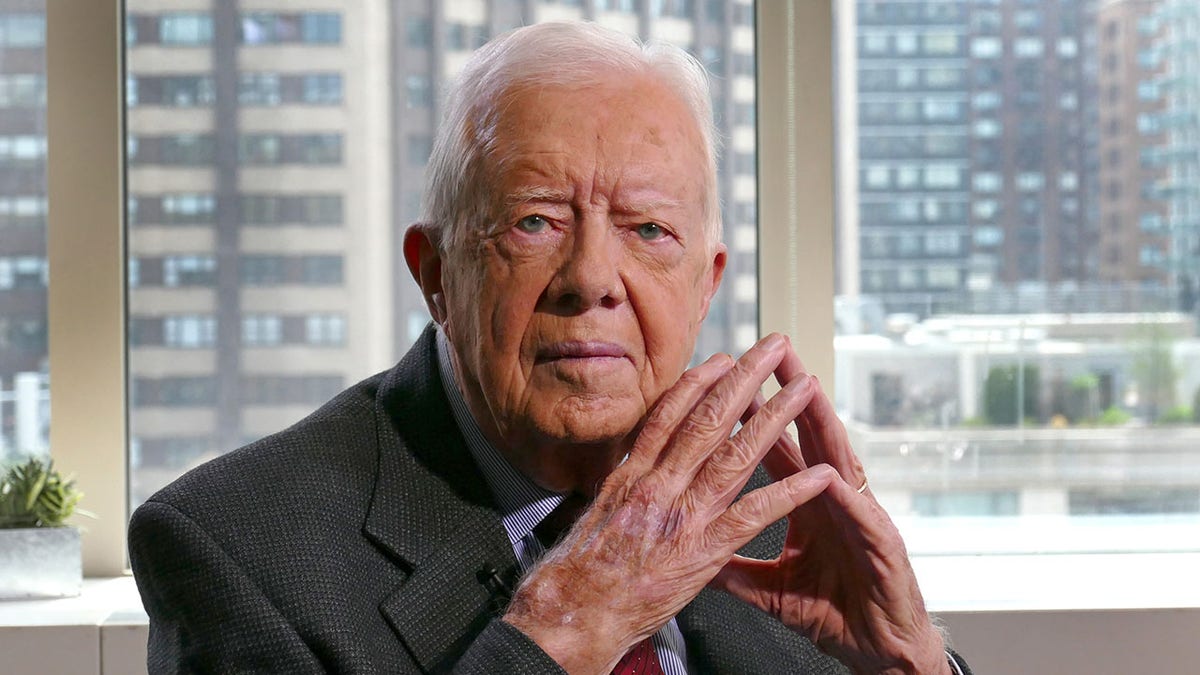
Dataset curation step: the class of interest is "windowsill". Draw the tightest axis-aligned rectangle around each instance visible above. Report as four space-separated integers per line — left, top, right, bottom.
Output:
0 550 1196 628
0 576 146 627
2 563 1197 674
915 551 1200 613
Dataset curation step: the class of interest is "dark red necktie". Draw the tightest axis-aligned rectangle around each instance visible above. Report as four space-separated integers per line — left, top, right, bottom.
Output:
611 637 664 675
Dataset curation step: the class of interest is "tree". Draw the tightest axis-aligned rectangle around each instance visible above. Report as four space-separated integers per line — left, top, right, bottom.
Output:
983 364 1040 426
1130 325 1178 422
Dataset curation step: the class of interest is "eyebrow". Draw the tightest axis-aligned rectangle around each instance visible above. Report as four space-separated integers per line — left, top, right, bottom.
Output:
503 186 571 208
503 186 685 215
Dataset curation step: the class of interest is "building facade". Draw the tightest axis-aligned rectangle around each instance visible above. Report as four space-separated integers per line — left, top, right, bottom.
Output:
850 0 1097 317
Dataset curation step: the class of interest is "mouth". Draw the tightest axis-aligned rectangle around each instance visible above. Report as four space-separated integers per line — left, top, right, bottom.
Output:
535 341 629 363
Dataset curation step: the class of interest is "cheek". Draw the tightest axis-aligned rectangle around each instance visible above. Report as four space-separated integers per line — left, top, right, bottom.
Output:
632 270 708 391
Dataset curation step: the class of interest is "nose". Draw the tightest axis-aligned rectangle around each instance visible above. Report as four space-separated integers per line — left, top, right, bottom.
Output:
543 218 627 313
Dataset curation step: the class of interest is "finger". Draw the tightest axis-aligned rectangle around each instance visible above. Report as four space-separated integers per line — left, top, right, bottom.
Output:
622 352 733 475
705 463 837 552
768 341 865 490
653 333 789 484
709 554 781 611
690 373 815 510
743 392 808 479
782 359 864 490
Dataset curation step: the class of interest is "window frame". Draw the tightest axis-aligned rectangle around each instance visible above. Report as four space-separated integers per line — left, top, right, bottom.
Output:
41 5 1200 659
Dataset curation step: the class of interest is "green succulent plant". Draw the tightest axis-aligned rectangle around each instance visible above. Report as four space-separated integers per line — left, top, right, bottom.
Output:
0 458 89 528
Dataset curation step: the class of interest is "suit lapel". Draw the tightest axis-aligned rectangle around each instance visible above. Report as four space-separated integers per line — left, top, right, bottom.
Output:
363 327 520 671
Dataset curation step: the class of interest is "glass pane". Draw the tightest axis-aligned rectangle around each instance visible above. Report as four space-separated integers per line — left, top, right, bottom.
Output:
838 0 1200 554
125 1 756 507
0 3 49 463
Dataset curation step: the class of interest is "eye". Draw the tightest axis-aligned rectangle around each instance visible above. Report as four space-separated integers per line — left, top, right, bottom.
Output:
515 214 549 234
635 222 665 241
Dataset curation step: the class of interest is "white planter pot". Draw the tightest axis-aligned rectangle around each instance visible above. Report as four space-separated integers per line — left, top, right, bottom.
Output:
0 527 82 599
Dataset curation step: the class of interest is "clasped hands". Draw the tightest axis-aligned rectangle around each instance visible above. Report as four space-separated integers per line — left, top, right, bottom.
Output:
503 334 949 675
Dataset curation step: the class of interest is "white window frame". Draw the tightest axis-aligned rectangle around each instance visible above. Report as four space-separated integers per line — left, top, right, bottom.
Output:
40 2 1200 672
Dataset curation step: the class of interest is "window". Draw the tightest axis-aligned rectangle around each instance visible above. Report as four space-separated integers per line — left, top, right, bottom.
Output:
129 75 214 107
239 194 343 226
159 14 213 46
1014 38 1044 58
23 7 1200 658
971 37 1001 58
406 17 431 48
240 12 341 45
303 74 342 104
239 73 281 105
242 314 282 346
163 315 217 348
406 75 431 108
305 313 346 346
163 255 217 286
842 0 1200 577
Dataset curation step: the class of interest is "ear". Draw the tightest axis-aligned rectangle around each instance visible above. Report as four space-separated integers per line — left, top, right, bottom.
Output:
698 243 727 322
403 224 448 324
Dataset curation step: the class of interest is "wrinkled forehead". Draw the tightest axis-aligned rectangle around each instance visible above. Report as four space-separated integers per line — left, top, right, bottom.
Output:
478 77 708 199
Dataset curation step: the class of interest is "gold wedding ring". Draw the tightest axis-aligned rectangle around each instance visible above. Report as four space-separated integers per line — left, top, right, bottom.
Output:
856 477 869 494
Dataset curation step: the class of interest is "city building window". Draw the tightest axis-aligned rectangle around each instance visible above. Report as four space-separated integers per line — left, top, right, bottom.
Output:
922 32 959 56
650 0 691 18
161 193 216 225
1016 172 1045 191
301 255 343 285
239 375 344 406
408 134 433 167
240 255 285 285
128 75 214 107
973 226 1003 247
133 376 217 406
924 165 962 189
0 135 46 162
1014 38 1044 58
973 172 1002 192
301 13 341 44
163 255 217 287
164 315 216 348
0 73 45 107
925 265 959 288
0 13 45 47
159 13 213 46
0 256 47 289
302 74 342 104
240 13 341 45
405 17 431 48
242 314 282 346
970 36 1002 58
305 314 345 346
861 33 887 55
239 73 281 105
406 75 431 108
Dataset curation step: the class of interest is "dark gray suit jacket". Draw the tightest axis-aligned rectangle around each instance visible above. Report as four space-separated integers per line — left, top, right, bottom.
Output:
130 328 965 674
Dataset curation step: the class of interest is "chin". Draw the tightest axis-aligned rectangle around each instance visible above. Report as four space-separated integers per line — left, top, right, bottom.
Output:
541 394 643 447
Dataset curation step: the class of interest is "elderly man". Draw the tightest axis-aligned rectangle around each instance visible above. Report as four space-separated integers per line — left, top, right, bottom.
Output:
130 21 969 675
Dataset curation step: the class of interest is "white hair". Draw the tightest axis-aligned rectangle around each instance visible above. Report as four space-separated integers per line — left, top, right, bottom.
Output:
420 21 722 253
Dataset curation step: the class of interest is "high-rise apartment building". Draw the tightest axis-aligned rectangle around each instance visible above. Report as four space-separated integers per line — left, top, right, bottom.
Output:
1095 0 1169 287
1153 0 1200 311
0 1 48 460
848 0 1095 317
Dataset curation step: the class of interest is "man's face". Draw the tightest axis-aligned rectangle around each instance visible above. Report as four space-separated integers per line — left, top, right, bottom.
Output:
436 74 725 483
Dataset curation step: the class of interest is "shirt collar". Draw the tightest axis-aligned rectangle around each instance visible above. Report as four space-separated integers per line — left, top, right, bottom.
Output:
435 326 564 547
